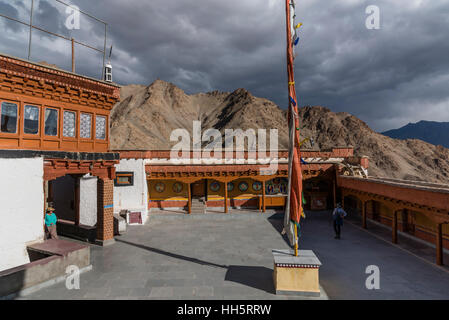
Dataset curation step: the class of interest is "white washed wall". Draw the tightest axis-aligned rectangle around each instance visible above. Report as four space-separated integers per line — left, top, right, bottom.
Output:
114 159 148 223
79 174 97 227
0 158 44 272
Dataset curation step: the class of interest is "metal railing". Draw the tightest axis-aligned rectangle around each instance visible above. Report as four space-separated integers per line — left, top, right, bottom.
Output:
0 0 108 79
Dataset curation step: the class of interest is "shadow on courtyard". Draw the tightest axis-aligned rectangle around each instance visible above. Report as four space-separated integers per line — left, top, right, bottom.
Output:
115 238 275 294
267 212 296 247
115 239 227 269
225 266 275 294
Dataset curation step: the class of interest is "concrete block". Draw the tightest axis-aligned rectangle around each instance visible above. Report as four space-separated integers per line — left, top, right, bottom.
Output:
95 239 116 247
114 214 127 235
272 249 322 297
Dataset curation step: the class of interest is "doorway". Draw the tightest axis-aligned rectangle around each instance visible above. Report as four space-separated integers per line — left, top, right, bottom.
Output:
191 180 206 199
401 209 416 235
51 175 77 223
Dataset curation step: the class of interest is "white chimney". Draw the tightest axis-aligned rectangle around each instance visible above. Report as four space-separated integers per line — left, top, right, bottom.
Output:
104 63 112 82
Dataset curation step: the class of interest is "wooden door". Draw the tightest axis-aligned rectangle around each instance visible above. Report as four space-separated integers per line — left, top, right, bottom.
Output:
192 180 205 198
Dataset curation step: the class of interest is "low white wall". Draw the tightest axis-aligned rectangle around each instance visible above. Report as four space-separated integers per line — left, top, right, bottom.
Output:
79 174 97 227
114 159 148 223
0 158 44 272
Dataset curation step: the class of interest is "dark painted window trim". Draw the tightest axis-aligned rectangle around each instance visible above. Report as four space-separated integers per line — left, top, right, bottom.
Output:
114 171 134 187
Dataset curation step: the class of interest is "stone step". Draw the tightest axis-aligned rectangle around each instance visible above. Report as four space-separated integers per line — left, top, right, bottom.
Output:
191 202 205 206
190 198 206 213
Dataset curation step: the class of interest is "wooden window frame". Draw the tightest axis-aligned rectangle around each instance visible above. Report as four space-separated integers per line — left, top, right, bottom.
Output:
80 112 93 140
0 100 19 136
114 172 134 187
95 115 107 141
0 89 112 152
44 107 59 138
62 109 77 139
23 104 40 136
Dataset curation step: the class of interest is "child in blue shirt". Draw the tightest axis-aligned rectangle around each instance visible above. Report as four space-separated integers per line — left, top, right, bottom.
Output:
44 207 59 240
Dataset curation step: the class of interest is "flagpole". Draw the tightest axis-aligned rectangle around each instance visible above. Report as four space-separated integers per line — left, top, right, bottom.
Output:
285 0 304 257
294 224 298 256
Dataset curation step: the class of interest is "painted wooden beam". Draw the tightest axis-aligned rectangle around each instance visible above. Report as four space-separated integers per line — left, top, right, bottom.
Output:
333 179 337 208
187 183 192 215
224 182 228 214
392 210 398 244
436 223 443 266
262 180 266 213
362 200 367 229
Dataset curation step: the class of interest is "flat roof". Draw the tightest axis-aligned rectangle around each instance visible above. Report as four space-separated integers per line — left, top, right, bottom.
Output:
339 175 449 194
0 150 120 161
0 52 120 88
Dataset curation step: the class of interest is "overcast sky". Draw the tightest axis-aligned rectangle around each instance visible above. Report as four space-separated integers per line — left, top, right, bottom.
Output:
1 0 448 132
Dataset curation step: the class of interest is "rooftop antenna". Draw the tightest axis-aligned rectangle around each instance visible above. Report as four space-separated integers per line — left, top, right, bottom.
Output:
104 45 113 82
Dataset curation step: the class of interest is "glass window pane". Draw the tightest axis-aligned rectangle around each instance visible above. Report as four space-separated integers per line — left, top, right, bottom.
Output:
63 111 76 138
24 105 39 135
1 102 18 133
80 113 92 139
96 115 106 140
45 108 58 136
118 176 130 184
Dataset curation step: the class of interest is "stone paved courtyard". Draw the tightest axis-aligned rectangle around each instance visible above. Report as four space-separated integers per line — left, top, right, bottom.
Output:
23 211 326 300
22 210 449 300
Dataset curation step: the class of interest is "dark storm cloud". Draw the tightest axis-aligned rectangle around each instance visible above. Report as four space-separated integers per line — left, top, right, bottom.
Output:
33 0 68 37
1 0 448 131
0 1 22 32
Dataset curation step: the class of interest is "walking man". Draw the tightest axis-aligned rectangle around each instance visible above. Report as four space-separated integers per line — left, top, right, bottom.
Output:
44 207 59 240
333 203 347 239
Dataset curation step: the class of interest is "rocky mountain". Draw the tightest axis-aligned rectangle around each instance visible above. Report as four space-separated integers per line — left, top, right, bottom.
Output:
110 80 449 184
297 107 449 183
110 80 289 150
382 121 449 149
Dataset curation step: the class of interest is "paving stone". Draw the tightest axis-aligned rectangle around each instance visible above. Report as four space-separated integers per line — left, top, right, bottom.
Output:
195 286 214 297
144 278 172 288
80 287 111 298
20 210 449 300
129 287 152 297
214 286 264 297
108 278 147 289
149 287 174 298
84 288 111 299
80 278 109 288
172 286 196 297
106 288 131 298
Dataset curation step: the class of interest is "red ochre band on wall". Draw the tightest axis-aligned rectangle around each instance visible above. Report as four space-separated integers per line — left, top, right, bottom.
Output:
275 264 320 269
